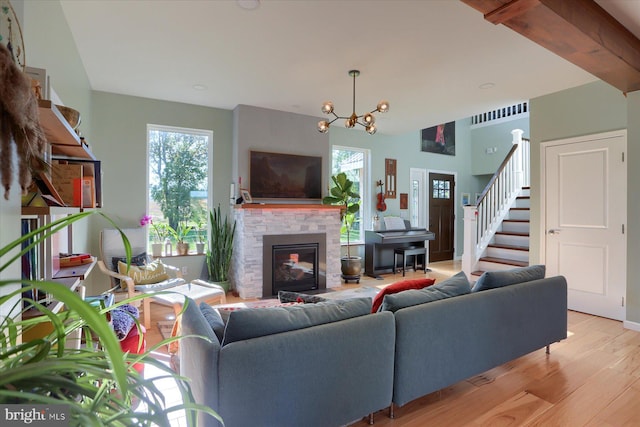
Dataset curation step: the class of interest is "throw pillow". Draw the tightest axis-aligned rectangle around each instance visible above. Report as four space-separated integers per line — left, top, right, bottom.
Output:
471 265 546 293
117 259 169 285
222 297 371 346
379 271 471 313
111 252 147 287
278 290 328 304
371 277 436 313
111 252 148 272
199 302 226 342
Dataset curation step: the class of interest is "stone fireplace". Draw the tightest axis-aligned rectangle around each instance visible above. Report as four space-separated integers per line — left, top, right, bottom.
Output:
230 204 342 298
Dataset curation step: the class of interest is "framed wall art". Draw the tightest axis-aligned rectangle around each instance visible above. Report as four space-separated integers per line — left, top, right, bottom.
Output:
421 121 456 156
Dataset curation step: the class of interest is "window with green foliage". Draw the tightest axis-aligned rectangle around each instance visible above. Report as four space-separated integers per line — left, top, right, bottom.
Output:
147 125 212 252
331 146 369 244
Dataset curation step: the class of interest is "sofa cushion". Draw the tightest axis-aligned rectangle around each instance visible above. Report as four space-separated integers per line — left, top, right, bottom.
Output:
379 271 471 313
471 265 546 293
278 290 328 304
371 278 436 313
222 297 371 346
199 302 226 342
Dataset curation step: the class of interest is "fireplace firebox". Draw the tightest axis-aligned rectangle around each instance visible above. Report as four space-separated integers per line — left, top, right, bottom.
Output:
272 243 319 293
263 233 326 297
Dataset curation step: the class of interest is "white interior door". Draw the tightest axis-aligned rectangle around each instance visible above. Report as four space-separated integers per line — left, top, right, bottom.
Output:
543 130 627 320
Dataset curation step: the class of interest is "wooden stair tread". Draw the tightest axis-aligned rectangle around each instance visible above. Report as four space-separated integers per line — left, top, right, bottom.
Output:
510 207 530 211
496 231 530 236
516 196 530 199
479 257 529 267
503 219 529 223
488 243 529 251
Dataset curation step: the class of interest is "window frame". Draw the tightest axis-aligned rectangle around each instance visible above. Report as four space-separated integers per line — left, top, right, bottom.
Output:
330 145 370 246
146 124 213 252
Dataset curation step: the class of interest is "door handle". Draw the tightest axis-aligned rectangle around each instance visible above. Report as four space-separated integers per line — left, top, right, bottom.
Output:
548 229 561 235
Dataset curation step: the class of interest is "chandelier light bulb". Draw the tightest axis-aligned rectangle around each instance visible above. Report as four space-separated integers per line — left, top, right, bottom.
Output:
377 100 390 113
345 118 355 129
363 112 375 125
318 120 330 133
321 101 334 115
366 124 377 135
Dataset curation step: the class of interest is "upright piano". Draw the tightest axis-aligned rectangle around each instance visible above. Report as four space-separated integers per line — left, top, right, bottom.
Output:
364 228 436 278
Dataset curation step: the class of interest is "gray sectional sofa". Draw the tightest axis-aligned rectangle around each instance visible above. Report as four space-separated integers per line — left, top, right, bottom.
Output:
179 267 567 426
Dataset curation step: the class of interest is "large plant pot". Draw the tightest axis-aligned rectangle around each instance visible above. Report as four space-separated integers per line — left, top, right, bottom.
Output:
209 280 230 293
341 256 362 277
195 242 205 254
176 242 190 256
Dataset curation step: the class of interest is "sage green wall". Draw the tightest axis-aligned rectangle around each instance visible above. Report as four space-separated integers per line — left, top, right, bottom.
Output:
470 117 530 175
627 91 640 324
529 80 636 321
23 0 92 137
329 119 474 260
86 91 233 293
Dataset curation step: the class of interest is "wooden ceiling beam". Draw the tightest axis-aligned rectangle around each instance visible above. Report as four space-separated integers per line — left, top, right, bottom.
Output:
461 0 640 93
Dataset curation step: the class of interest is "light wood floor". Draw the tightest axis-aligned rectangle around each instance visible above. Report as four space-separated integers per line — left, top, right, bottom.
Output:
146 261 640 426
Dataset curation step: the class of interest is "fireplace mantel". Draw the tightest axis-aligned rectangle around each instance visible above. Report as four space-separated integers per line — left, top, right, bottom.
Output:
237 204 341 210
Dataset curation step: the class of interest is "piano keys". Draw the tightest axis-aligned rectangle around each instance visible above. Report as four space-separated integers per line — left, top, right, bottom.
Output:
365 228 436 278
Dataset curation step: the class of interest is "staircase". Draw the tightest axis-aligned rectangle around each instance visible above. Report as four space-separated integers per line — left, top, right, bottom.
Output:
471 187 530 280
462 129 530 281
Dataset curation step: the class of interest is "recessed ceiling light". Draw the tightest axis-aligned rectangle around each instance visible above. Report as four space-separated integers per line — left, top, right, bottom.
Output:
237 0 260 10
479 82 495 90
192 84 207 91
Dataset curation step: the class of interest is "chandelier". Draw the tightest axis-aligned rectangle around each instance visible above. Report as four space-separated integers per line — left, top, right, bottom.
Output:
317 70 389 135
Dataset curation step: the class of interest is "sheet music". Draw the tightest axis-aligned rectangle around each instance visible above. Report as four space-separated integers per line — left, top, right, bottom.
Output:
383 216 406 230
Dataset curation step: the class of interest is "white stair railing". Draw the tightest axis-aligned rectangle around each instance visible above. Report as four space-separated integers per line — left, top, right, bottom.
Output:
462 130 529 277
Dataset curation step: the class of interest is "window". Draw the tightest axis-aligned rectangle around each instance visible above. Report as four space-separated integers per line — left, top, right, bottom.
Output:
330 146 370 245
432 179 451 199
147 125 212 253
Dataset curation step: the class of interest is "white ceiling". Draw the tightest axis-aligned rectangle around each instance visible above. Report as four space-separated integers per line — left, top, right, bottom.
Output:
59 0 640 136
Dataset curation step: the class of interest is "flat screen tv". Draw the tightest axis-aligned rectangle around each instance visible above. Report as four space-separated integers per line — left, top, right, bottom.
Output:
250 151 322 200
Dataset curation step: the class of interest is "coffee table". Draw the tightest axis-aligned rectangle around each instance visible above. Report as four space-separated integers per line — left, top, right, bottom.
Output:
150 281 227 318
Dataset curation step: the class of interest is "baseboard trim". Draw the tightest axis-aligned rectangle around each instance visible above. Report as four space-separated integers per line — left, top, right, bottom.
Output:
623 319 640 332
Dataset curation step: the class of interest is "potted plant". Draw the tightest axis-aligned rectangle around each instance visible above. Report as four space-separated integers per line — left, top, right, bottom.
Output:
322 172 362 278
140 215 171 257
206 205 236 293
195 218 206 255
169 221 193 256
0 211 221 426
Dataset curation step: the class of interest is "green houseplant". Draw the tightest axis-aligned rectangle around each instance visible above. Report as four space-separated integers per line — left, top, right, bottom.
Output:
206 205 236 293
0 211 221 426
169 221 193 256
322 172 362 277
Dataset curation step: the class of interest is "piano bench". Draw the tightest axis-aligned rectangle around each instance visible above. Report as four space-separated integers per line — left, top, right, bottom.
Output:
394 246 428 277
